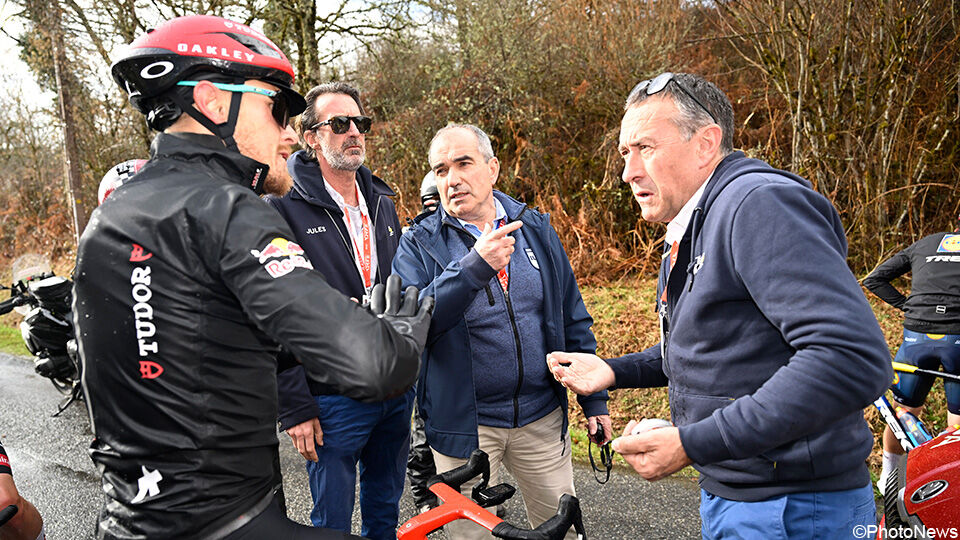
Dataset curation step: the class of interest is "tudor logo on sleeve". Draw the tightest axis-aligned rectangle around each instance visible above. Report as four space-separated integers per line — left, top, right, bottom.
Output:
251 237 314 278
130 244 163 378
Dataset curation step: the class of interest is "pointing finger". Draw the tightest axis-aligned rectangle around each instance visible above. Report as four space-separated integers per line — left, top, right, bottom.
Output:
487 220 523 239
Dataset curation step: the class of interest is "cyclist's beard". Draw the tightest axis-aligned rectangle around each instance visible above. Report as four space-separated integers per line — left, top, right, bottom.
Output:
263 166 293 196
321 136 365 172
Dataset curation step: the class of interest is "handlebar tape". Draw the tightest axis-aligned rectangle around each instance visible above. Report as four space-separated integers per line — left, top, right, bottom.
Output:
491 494 585 540
428 449 489 493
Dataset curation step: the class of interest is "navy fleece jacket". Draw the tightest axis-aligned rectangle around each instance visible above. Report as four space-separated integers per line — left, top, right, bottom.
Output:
608 152 892 501
266 150 404 430
392 191 608 458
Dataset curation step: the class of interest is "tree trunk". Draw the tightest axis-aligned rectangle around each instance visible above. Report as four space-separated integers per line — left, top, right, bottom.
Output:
49 3 87 244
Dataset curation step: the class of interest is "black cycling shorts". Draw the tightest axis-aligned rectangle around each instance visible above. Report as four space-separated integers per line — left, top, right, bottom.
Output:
891 329 960 414
0 442 10 476
225 497 363 540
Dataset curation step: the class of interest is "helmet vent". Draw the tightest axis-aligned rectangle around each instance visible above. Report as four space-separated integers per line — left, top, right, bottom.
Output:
218 32 281 59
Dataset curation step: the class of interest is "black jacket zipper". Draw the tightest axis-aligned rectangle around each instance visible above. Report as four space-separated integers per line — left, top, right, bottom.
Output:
500 274 525 428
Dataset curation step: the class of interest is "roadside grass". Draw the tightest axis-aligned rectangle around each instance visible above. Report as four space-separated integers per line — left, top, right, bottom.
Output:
0 312 28 356
573 278 947 488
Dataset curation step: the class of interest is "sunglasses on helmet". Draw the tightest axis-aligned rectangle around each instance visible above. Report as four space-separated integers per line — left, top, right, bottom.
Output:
631 72 717 125
310 115 372 135
177 81 290 127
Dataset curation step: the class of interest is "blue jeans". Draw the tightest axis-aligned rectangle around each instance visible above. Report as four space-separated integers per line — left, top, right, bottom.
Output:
700 484 876 539
306 390 414 540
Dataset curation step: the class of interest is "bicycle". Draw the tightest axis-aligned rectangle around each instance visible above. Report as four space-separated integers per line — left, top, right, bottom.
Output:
397 449 587 539
874 362 960 539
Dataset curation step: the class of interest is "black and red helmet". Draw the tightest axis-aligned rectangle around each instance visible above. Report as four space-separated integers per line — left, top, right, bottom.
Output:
111 15 306 120
98 159 147 205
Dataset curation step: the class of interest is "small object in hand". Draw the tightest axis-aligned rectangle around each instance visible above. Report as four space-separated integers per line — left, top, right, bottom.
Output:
630 418 672 436
589 423 613 484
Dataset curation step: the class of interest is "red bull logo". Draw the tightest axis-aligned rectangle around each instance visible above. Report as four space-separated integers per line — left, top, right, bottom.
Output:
252 237 313 278
251 238 306 263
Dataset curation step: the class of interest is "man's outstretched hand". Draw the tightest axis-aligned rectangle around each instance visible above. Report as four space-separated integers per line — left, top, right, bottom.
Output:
612 423 693 481
546 351 616 395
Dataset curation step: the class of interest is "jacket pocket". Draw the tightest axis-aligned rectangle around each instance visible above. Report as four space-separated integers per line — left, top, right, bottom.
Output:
696 434 815 486
668 387 734 427
671 388 811 485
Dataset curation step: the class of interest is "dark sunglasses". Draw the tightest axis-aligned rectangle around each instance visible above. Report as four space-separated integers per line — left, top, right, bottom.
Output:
632 72 718 125
177 81 290 127
311 115 372 134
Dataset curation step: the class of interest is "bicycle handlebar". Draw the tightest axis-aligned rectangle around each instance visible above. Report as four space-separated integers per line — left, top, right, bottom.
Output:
491 494 585 540
427 449 490 494
400 450 586 540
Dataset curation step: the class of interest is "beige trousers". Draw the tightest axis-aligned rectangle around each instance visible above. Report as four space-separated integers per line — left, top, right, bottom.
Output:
431 407 578 540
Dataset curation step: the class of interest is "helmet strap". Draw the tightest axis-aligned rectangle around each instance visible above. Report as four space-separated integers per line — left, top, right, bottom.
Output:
168 90 243 152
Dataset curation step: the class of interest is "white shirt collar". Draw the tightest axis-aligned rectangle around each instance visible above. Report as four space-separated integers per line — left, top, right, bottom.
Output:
665 172 713 246
457 198 508 238
323 177 368 215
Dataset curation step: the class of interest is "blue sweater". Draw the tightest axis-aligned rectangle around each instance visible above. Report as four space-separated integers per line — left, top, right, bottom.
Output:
608 152 892 501
445 216 556 428
392 191 608 458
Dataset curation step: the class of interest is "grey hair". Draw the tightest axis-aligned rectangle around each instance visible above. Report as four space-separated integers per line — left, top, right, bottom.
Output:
429 123 495 163
625 73 734 155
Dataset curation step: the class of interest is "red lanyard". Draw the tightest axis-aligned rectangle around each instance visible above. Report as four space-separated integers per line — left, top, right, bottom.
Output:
343 187 372 289
659 240 679 304
495 218 509 292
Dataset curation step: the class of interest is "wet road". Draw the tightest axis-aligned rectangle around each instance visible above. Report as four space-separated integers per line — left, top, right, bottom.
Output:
0 352 702 538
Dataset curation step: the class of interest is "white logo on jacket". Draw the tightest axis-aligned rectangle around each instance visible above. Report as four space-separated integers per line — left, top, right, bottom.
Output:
130 465 163 504
306 226 326 235
692 253 705 275
524 248 540 270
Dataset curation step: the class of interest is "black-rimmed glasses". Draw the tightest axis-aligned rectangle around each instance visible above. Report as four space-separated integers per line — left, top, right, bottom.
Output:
311 115 372 134
632 72 717 125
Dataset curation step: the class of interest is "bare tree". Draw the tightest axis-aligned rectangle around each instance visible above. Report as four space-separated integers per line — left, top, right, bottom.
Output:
718 0 960 267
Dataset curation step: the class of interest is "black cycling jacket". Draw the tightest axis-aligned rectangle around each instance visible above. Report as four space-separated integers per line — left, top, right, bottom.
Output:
74 132 420 539
863 231 960 334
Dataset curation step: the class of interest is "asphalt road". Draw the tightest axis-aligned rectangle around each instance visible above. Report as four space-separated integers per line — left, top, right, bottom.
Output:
0 352 702 539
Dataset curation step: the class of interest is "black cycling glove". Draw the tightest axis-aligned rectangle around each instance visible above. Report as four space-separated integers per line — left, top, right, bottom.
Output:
367 275 434 354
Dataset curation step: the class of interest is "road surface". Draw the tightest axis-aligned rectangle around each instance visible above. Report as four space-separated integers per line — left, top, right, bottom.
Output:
0 352 702 538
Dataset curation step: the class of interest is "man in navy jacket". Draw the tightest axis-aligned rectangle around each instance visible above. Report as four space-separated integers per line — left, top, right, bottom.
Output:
266 82 409 540
548 73 891 539
393 124 609 539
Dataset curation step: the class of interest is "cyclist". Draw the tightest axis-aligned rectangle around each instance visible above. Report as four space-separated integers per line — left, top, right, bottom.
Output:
97 159 146 205
864 218 960 493
0 442 44 540
76 15 431 539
